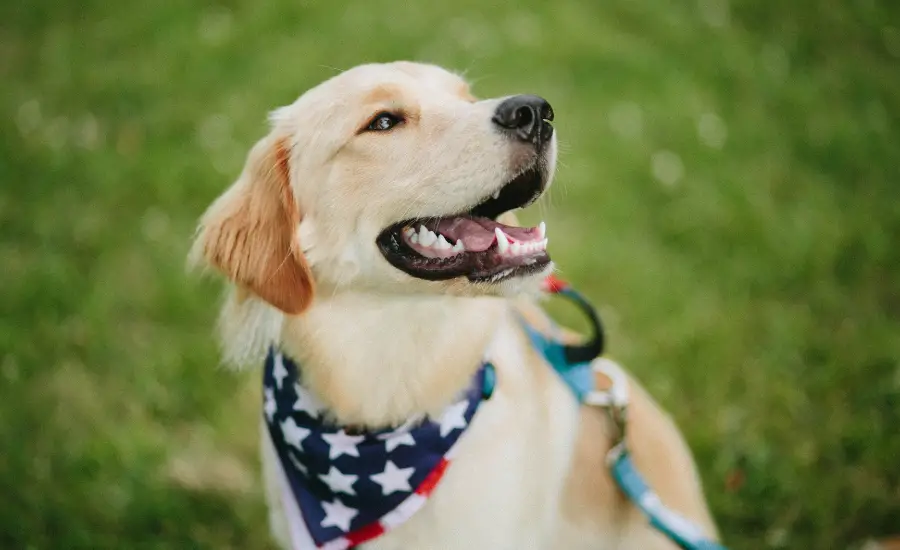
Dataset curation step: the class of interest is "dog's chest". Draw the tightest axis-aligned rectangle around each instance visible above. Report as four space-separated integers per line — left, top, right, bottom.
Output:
360 322 581 550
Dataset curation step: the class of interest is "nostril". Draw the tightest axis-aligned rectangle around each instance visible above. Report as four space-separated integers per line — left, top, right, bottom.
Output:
541 104 554 122
514 105 534 129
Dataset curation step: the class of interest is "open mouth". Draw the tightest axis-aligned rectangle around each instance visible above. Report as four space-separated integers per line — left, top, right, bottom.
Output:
376 166 551 283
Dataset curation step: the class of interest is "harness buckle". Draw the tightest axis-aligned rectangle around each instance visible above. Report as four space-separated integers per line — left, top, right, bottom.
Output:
584 357 631 450
604 402 629 469
608 402 628 445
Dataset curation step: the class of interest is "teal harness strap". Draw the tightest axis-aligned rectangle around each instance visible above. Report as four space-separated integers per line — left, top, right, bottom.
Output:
523 276 729 550
521 321 596 402
609 448 728 550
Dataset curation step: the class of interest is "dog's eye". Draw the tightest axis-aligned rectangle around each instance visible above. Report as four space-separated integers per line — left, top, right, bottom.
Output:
366 112 404 132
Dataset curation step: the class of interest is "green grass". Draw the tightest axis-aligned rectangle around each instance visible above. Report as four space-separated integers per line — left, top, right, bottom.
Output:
2 1 898 548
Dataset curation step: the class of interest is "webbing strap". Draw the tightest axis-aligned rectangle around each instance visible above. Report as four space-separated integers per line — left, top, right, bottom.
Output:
609 449 728 550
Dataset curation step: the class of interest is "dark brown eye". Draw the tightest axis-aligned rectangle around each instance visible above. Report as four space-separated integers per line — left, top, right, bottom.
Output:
366 112 403 132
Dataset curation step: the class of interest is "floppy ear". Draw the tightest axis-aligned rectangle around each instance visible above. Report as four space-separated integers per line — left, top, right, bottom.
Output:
191 135 314 314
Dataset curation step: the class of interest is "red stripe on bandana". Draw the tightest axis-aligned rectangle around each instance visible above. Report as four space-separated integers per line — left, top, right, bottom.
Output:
416 458 449 496
345 521 385 546
337 459 451 548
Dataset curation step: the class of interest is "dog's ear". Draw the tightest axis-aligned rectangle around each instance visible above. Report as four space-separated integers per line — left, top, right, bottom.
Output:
191 135 314 314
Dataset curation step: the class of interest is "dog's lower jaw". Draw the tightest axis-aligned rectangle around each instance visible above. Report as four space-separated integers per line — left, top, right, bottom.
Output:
279 291 507 429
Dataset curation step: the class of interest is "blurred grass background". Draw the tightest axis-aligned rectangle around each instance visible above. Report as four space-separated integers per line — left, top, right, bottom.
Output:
2 0 899 548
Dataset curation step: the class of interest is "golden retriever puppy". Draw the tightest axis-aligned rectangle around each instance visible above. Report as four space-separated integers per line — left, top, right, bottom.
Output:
191 61 720 549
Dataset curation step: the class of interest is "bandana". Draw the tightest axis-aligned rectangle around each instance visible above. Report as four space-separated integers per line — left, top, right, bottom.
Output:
263 348 491 549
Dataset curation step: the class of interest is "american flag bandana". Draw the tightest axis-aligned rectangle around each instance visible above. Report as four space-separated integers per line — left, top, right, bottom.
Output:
263 348 491 549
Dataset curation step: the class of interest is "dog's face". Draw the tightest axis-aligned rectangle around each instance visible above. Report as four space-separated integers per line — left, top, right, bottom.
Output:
192 62 558 314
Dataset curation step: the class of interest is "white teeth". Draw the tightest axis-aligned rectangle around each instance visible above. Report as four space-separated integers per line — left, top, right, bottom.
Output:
406 224 552 259
494 228 510 254
492 190 501 199
418 225 437 247
492 226 549 257
405 225 465 257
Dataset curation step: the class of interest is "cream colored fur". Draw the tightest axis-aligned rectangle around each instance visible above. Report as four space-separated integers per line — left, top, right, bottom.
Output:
192 61 720 549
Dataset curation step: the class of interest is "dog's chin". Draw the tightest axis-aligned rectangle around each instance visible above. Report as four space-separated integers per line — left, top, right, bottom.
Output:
375 164 553 289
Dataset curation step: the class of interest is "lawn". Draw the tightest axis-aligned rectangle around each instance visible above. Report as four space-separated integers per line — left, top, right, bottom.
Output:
1 0 898 548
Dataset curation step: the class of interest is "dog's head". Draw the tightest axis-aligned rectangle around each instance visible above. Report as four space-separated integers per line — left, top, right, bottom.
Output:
191 61 558 314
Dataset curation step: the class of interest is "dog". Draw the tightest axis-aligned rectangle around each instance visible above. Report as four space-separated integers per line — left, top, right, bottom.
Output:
191 61 721 549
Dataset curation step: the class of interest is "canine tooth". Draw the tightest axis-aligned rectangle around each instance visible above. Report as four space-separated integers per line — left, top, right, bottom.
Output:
492 190 500 199
452 240 465 252
436 235 451 250
510 242 522 256
538 221 546 239
541 238 548 249
494 228 510 255
403 226 415 239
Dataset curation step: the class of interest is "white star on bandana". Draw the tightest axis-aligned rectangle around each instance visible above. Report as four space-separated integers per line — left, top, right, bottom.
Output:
322 429 366 459
281 417 310 451
370 460 415 495
293 382 324 418
320 498 358 532
319 466 358 496
380 430 416 452
438 399 469 437
264 388 277 422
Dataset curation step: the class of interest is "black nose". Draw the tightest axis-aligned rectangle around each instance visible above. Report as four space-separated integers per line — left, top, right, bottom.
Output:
492 95 554 146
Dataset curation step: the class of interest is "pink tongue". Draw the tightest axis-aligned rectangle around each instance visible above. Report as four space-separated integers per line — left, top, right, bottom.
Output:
431 217 542 252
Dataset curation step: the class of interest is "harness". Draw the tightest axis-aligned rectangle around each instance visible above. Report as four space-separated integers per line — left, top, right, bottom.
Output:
264 275 727 550
529 275 728 550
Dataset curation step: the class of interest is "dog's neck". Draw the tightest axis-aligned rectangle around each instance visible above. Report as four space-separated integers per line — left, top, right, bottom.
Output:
280 292 507 428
